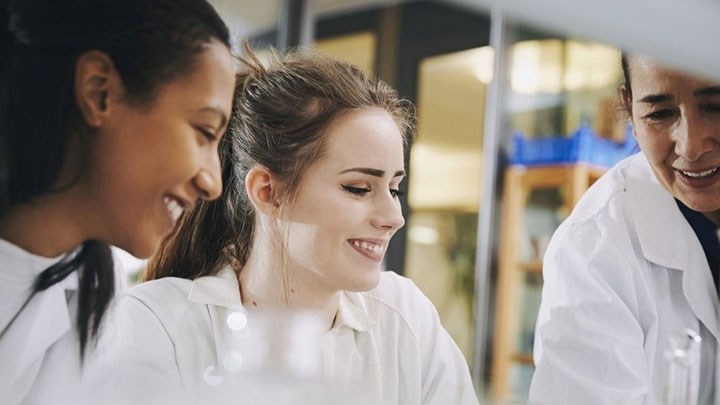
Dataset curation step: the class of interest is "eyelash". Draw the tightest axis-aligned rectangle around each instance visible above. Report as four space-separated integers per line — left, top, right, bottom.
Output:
196 127 218 142
342 185 405 198
642 109 676 122
703 104 720 114
642 104 720 122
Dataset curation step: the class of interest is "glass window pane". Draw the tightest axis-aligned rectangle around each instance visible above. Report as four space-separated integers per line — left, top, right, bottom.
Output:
314 32 377 75
405 47 489 362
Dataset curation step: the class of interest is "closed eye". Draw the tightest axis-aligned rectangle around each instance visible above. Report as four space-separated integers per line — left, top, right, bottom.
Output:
702 104 720 114
195 126 218 142
390 189 405 198
342 185 370 196
642 109 677 122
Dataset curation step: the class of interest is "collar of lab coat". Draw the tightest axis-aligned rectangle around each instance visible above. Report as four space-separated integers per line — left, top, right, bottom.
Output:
626 153 720 339
0 240 79 390
187 266 375 333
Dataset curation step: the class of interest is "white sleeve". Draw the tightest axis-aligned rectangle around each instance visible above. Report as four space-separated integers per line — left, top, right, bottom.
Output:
529 219 652 405
408 281 479 405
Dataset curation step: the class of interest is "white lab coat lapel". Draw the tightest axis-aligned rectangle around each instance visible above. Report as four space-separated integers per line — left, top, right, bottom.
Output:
627 158 720 404
627 159 720 341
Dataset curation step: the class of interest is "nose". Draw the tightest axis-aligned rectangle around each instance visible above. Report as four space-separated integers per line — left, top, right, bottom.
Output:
371 191 405 232
193 150 223 200
673 114 716 162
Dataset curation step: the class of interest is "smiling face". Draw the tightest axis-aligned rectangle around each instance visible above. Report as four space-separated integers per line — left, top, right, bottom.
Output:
280 108 406 293
86 40 235 258
623 56 720 222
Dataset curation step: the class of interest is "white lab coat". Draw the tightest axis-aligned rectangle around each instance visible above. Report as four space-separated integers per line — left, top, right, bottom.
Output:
530 153 720 404
0 239 122 405
111 267 479 405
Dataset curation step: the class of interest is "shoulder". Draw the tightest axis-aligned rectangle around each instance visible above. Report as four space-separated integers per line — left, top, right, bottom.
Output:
359 271 439 341
567 154 639 222
541 154 666 301
552 154 653 250
365 271 434 311
118 277 195 338
126 277 193 308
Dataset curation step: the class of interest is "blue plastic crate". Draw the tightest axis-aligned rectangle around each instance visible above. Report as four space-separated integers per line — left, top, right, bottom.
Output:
509 125 638 168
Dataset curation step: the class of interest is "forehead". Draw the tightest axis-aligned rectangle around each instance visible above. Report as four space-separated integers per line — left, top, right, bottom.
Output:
321 108 405 165
152 41 235 109
628 56 720 97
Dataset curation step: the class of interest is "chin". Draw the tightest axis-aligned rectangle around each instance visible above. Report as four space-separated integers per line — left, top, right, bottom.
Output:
344 270 383 292
118 235 161 260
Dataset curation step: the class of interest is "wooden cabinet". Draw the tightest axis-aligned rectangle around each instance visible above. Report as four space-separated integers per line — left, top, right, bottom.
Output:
491 164 605 399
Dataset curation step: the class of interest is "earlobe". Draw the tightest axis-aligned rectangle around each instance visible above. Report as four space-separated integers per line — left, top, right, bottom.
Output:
74 51 120 128
246 166 281 215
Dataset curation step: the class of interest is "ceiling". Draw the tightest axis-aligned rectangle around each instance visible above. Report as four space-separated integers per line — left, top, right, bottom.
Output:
209 0 720 81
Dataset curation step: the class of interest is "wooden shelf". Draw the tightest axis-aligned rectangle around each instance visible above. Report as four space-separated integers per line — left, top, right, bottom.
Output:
491 163 605 399
518 261 543 273
510 352 534 365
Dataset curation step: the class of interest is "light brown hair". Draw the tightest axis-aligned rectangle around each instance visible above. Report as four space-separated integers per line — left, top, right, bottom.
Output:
145 46 414 281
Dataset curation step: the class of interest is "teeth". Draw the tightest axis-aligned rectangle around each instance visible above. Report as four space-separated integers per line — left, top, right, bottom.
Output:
682 168 718 178
164 197 184 222
352 240 384 254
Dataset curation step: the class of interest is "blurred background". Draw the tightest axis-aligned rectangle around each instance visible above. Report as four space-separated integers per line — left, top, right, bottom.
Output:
116 0 720 402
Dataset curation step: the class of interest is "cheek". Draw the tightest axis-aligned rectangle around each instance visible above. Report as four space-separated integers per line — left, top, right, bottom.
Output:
635 127 673 163
285 222 326 262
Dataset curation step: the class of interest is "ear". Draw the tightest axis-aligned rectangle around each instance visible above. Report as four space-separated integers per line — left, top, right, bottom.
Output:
619 85 638 139
619 84 633 118
245 166 281 216
74 51 122 128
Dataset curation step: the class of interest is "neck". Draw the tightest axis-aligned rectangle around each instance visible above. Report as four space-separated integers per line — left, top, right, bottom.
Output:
0 190 90 257
239 233 340 331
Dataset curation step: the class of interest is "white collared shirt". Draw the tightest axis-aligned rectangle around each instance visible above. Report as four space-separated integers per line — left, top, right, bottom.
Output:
0 239 81 405
0 240 125 405
112 268 479 404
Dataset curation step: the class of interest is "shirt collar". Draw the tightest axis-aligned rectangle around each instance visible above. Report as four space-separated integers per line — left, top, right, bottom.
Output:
0 238 76 285
334 291 375 333
0 240 78 387
188 266 375 333
188 266 242 308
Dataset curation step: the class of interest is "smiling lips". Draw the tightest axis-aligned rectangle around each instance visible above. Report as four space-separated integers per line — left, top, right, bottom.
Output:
349 239 386 261
676 166 720 188
163 195 186 223
679 167 718 178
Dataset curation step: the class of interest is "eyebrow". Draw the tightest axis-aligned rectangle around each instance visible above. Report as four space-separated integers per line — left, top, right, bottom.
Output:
340 167 406 178
695 86 720 97
198 107 228 129
637 86 720 104
637 94 673 104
